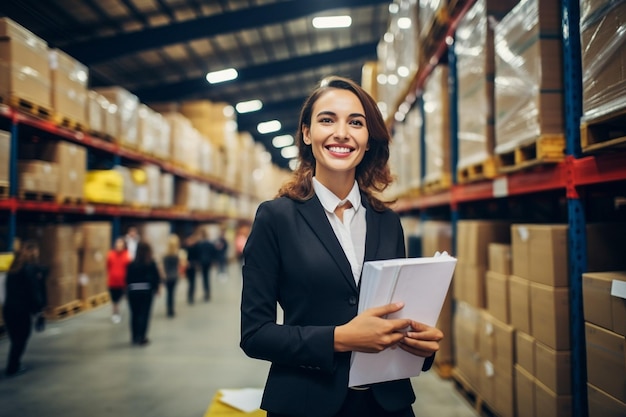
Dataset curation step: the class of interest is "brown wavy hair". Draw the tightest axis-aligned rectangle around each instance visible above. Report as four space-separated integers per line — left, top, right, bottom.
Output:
277 76 394 211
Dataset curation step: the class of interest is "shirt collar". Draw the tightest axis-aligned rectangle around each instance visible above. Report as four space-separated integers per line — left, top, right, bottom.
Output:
312 177 362 214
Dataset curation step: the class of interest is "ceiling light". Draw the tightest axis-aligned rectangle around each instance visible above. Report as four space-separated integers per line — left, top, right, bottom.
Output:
257 120 281 134
397 17 412 29
281 145 299 159
272 134 294 148
389 3 400 14
397 66 410 77
205 68 238 84
235 99 263 113
312 16 352 29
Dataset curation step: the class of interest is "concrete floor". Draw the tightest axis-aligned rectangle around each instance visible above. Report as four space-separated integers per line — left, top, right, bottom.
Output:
0 263 478 417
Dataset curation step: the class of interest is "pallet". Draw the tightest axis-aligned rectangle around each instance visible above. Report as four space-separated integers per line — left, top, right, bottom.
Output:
82 292 110 310
581 107 626 153
56 195 85 205
434 361 453 379
0 95 53 120
457 157 499 184
452 368 497 417
88 129 116 142
0 182 9 199
55 114 89 132
18 190 56 202
422 173 452 194
496 134 565 174
45 300 83 320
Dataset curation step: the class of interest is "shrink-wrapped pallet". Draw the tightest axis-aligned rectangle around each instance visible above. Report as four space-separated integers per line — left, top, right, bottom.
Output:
49 48 88 126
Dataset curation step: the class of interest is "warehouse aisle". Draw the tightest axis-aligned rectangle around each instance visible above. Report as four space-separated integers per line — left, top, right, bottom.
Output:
0 264 478 417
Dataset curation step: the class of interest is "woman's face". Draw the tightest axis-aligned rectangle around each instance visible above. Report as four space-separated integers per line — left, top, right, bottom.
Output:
114 238 125 251
302 88 369 182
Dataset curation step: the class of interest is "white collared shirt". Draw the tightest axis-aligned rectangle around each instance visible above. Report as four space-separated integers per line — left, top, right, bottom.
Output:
312 177 367 284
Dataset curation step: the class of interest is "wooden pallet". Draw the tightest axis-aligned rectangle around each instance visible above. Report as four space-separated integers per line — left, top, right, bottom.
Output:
0 182 9 199
82 292 110 310
496 134 565 174
45 300 83 320
88 129 116 142
55 114 89 132
56 195 85 205
422 173 452 194
452 368 497 417
18 190 56 202
0 95 53 120
457 157 499 184
581 107 626 153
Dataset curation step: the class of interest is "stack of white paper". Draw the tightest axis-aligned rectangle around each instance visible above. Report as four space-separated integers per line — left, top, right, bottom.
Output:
349 253 457 387
218 388 263 412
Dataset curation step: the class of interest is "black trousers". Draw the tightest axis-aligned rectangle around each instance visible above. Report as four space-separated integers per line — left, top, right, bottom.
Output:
200 263 211 300
3 306 32 374
186 264 196 303
165 280 176 316
267 389 415 417
127 290 153 343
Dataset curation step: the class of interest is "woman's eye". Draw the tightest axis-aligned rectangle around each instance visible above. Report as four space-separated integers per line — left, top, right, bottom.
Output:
319 117 333 123
350 119 364 126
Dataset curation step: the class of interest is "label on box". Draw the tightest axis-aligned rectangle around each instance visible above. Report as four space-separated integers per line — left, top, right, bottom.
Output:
611 280 626 299
493 177 508 197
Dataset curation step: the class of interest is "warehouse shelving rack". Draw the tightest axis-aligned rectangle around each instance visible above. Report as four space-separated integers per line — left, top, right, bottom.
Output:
0 103 252 252
388 1 626 416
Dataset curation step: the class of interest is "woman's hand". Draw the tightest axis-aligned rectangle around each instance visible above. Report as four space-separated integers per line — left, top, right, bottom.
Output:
399 320 443 358
334 302 412 353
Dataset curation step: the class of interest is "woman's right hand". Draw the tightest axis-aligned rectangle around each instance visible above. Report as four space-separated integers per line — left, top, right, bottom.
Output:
333 302 411 353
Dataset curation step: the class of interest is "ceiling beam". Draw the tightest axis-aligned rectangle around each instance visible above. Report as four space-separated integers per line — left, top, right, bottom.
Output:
63 0 389 65
133 41 376 102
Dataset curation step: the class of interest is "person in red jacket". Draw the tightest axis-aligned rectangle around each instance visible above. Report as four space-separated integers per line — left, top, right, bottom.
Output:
106 237 130 324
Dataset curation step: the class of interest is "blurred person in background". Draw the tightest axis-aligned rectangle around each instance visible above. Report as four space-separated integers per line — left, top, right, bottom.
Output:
184 231 199 305
196 229 215 302
106 237 130 324
126 241 160 346
162 234 185 318
124 226 140 261
213 226 229 280
3 240 47 377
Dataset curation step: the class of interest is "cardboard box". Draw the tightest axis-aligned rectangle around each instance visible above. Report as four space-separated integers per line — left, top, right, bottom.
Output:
0 18 51 109
0 130 9 183
488 243 511 275
93 86 139 146
583 271 626 336
516 331 535 375
422 221 453 256
534 379 573 417
534 341 571 395
530 283 570 350
454 262 487 308
49 48 88 125
486 270 509 323
453 301 481 387
509 275 531 334
18 160 59 194
587 383 626 417
456 220 510 267
36 141 86 201
511 224 568 286
585 322 626 402
515 365 535 417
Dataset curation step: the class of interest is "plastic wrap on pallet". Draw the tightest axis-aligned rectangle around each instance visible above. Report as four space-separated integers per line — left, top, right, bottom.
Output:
423 65 450 184
419 0 446 40
494 0 563 154
580 0 626 121
137 104 158 155
49 48 88 125
159 172 174 208
0 130 10 184
0 18 51 108
93 86 139 148
455 0 492 169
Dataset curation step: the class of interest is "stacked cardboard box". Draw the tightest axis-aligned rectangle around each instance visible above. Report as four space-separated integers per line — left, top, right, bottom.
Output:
0 130 9 186
86 90 116 138
94 86 139 148
79 222 111 301
18 160 59 195
494 0 564 153
423 65 450 188
582 271 626 416
421 221 454 366
49 48 88 126
455 0 518 172
40 141 86 202
0 18 51 109
580 0 626 121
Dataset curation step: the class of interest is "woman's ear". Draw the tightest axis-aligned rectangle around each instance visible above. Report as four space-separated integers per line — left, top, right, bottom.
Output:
302 125 311 145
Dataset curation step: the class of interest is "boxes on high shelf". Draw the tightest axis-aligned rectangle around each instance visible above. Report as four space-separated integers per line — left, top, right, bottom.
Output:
36 141 86 201
18 160 59 195
423 65 451 187
159 172 174 208
163 112 198 171
87 90 116 138
49 48 88 125
580 0 626 120
0 130 10 184
137 104 159 155
0 18 51 109
583 271 626 336
179 100 237 150
494 0 564 154
477 312 515 417
93 86 139 148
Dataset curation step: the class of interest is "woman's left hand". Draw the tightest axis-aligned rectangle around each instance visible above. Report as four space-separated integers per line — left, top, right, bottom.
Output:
398 321 443 358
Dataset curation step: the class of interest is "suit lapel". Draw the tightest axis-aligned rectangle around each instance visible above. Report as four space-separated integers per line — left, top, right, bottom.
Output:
296 195 357 291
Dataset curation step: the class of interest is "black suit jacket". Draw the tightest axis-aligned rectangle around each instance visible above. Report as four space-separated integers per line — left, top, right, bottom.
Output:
240 194 433 417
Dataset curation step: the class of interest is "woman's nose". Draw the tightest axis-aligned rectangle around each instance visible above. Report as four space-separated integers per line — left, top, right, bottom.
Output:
334 123 348 140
